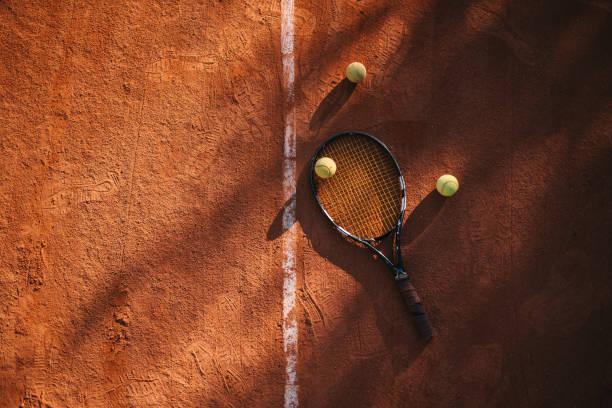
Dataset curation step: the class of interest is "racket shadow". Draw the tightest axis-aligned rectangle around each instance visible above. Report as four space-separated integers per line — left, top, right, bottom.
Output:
266 192 295 241
272 159 446 377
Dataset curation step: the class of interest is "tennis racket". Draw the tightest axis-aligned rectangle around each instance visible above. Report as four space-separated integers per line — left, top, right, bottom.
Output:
310 131 435 340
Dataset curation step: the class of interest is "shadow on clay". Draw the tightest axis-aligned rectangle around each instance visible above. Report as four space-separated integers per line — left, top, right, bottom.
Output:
266 192 295 241
309 78 356 131
278 1 610 404
283 1 611 405
402 190 446 247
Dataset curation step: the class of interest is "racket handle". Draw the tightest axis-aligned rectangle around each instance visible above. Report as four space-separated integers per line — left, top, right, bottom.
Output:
396 277 435 340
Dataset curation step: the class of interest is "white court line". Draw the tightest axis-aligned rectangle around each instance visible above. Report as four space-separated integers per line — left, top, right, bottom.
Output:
281 0 298 407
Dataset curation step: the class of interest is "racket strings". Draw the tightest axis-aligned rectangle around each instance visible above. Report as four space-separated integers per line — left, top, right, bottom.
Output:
314 134 402 238
336 142 397 225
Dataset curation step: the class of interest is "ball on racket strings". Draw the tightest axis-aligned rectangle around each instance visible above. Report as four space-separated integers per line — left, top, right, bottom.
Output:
315 157 337 179
436 174 459 197
346 62 366 83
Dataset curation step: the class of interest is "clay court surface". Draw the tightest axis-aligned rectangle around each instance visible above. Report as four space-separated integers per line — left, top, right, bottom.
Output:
1 1 611 407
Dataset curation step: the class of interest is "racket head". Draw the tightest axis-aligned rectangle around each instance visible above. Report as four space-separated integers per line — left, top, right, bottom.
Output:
310 131 406 242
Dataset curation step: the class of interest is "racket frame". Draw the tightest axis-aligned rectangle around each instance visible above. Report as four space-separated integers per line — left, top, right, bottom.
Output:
310 130 407 279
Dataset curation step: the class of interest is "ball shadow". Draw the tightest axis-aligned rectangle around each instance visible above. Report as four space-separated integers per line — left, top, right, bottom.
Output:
309 78 357 131
403 189 446 247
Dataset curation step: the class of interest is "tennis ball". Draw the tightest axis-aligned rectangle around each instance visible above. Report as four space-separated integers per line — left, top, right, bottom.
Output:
436 174 459 197
315 157 337 179
346 62 366 83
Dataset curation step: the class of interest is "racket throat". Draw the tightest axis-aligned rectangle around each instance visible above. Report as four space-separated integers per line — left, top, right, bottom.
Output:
393 267 408 281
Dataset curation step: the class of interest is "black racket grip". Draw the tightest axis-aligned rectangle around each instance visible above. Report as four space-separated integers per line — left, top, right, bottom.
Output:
396 278 435 340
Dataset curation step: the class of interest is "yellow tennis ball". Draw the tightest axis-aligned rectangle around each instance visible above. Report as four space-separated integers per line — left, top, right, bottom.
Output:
436 174 459 197
315 157 337 179
346 62 366 83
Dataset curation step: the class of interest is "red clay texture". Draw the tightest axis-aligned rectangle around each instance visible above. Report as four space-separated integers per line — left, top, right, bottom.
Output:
1 1 611 407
